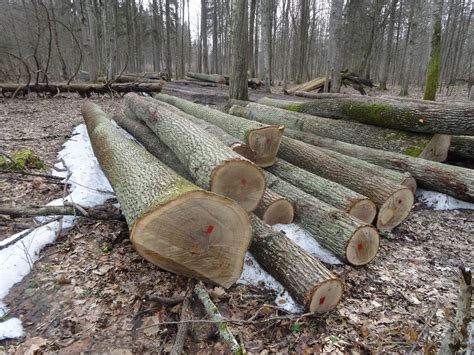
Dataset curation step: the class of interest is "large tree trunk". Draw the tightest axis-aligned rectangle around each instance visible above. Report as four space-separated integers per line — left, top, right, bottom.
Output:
283 130 417 194
378 0 398 91
125 94 265 212
264 172 380 266
201 0 209 74
254 189 294 225
229 0 249 100
277 137 414 231
282 132 474 203
249 215 344 312
230 101 450 162
0 83 163 98
261 0 272 92
81 102 251 288
267 159 377 224
256 96 474 136
186 72 226 84
154 94 284 167
423 0 444 101
114 109 341 310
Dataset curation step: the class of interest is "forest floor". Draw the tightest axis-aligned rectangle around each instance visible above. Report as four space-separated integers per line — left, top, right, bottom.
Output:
0 84 473 354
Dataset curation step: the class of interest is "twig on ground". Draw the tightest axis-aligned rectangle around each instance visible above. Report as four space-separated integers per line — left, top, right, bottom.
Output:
0 216 62 251
0 134 69 141
407 301 439 354
194 281 242 354
0 169 63 180
0 205 124 221
171 279 196 355
145 294 186 306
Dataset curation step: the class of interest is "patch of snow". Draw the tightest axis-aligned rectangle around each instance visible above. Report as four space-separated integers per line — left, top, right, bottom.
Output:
0 318 24 340
417 189 474 211
273 223 343 265
0 124 113 340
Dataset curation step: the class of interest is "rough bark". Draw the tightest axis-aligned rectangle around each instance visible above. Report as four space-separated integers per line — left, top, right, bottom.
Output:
277 137 414 231
229 0 249 100
0 82 163 97
154 94 284 167
256 96 474 136
125 94 265 212
194 282 242 353
254 189 295 225
82 102 251 288
283 131 417 194
230 101 450 161
261 0 272 92
282 133 474 203
186 72 226 84
264 172 379 265
449 136 474 161
249 215 344 311
267 159 377 224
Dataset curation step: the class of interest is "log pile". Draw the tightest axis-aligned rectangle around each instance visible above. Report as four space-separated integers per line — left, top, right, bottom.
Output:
67 91 471 315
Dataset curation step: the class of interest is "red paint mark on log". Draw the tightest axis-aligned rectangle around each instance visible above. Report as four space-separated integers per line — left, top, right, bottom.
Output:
240 178 247 185
206 225 214 234
319 297 325 305
357 243 364 251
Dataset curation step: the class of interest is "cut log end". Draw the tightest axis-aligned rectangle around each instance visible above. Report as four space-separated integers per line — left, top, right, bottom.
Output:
376 188 414 231
211 159 266 212
309 279 344 313
401 176 418 195
230 143 257 162
348 199 377 224
131 191 252 288
248 126 285 167
345 226 380 266
419 134 451 162
262 199 295 225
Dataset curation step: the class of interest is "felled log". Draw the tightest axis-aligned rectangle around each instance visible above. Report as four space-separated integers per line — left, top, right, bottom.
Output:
254 189 294 225
264 172 380 265
278 137 413 231
449 136 474 161
0 82 163 98
185 72 227 84
282 129 417 194
154 94 284 167
230 102 451 161
284 132 474 202
125 94 266 212
267 160 377 224
223 75 263 88
250 215 344 311
162 85 229 105
284 77 327 95
257 96 474 136
172 79 218 87
81 102 251 287
114 108 344 305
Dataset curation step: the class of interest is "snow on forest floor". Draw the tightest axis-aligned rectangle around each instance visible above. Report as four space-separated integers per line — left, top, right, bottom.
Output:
0 92 473 353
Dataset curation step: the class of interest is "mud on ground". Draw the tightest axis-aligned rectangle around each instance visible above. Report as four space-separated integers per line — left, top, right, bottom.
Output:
0 90 472 354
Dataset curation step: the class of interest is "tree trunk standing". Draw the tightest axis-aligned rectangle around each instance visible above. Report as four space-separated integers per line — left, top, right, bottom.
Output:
248 0 256 78
379 0 398 90
282 0 291 89
152 0 162 72
181 0 185 77
399 0 419 96
201 0 209 74
48 0 68 80
165 0 172 80
107 0 117 80
261 0 272 92
423 0 444 100
77 0 98 82
296 0 310 83
212 0 219 73
326 0 344 93
254 0 259 77
229 0 249 101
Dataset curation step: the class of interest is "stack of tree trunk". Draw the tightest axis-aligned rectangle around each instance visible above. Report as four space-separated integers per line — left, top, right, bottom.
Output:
181 72 263 88
284 77 327 95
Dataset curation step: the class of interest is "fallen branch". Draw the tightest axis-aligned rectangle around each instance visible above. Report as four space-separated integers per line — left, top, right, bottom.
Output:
0 216 62 251
145 294 186 306
439 267 472 354
0 205 124 221
0 169 63 180
171 279 196 355
194 282 242 354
